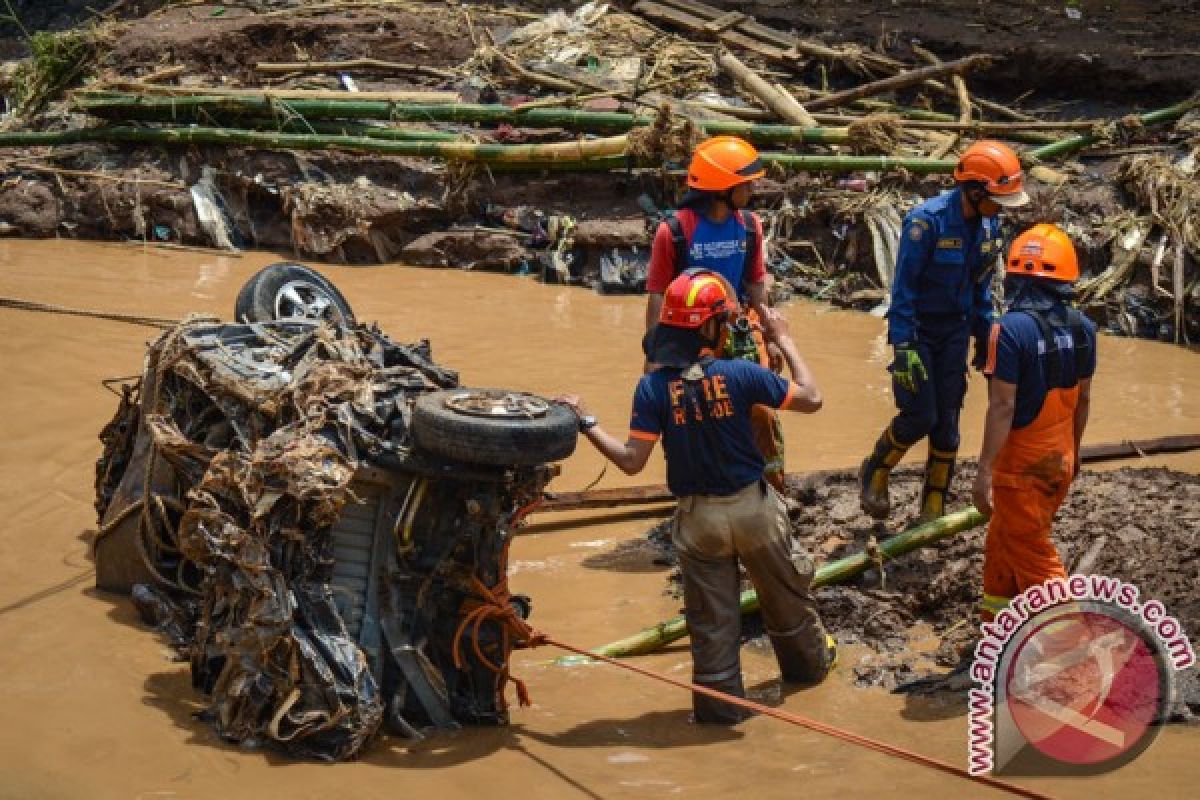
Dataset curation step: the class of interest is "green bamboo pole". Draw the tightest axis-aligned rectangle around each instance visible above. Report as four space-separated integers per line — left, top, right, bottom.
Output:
0 125 960 174
0 125 631 163
70 94 854 145
761 152 956 173
1027 97 1198 161
256 118 462 142
555 507 986 665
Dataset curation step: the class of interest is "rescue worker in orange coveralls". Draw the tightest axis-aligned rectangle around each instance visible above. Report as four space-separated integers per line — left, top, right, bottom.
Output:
971 224 1096 620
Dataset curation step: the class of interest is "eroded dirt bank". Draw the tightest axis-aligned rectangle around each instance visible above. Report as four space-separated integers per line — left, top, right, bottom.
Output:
1 1 1198 344
0 239 1198 797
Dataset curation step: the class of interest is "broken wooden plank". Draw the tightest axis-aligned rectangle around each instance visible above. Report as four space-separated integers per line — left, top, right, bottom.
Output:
703 10 745 34
718 50 816 127
652 0 902 72
634 1 795 65
805 54 994 112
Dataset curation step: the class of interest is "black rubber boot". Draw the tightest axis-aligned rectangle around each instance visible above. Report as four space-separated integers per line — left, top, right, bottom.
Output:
692 672 753 725
770 632 837 685
858 427 909 520
917 447 956 524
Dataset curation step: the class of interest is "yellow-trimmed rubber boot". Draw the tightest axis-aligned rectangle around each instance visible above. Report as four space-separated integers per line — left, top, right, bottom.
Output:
858 427 909 520
917 447 956 524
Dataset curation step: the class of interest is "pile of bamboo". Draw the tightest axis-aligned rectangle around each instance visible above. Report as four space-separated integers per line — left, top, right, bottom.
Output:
1 0 1195 173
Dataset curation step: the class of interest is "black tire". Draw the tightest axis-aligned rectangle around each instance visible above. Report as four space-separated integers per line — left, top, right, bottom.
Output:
234 262 356 327
411 389 578 467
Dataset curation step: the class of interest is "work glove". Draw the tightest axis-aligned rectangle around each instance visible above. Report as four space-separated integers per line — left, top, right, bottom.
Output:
971 334 988 372
891 343 928 394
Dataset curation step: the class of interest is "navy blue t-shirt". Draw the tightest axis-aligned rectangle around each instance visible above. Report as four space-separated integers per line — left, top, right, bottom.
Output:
985 310 1098 429
629 359 792 497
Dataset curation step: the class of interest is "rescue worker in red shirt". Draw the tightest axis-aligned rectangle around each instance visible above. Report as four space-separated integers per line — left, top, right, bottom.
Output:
971 224 1096 620
859 140 1029 524
558 269 835 724
644 136 787 492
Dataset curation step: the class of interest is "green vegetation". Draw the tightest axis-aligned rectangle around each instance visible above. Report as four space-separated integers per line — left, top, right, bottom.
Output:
10 27 100 117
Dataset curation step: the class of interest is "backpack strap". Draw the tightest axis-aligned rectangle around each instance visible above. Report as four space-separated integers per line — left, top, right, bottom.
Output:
1021 306 1090 389
666 213 688 276
740 209 759 294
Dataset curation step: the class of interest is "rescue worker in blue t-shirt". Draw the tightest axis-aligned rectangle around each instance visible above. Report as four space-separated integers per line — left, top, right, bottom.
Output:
556 269 835 725
859 140 1030 523
972 224 1096 621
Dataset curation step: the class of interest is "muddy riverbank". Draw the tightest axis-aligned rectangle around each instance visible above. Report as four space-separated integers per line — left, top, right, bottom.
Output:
642 462 1200 714
1 1 1198 344
0 239 1198 796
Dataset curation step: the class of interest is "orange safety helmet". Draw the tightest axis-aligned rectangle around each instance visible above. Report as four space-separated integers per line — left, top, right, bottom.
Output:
1006 223 1080 282
687 136 766 192
954 139 1029 207
660 268 738 328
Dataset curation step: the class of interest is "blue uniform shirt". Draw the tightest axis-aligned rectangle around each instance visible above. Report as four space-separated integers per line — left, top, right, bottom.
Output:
986 309 1098 429
887 188 1005 345
629 359 791 497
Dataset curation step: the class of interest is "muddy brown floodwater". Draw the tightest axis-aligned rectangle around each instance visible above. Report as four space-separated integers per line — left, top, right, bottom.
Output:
1 239 1198 799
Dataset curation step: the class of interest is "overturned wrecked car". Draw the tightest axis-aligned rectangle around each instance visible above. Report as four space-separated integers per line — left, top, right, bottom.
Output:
93 263 577 760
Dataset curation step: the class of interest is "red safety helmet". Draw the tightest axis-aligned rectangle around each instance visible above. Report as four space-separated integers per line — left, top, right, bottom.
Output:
1007 223 1080 282
660 268 738 329
687 136 765 192
954 139 1029 207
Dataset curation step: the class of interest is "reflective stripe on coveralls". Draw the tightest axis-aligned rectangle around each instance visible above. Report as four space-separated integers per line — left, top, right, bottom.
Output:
672 481 831 723
980 383 1079 620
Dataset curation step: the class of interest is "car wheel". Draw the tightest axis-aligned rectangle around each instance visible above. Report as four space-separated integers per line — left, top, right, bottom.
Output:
234 262 356 327
411 389 578 467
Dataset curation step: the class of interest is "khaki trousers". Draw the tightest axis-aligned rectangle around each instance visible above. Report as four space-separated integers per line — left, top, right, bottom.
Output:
672 480 831 724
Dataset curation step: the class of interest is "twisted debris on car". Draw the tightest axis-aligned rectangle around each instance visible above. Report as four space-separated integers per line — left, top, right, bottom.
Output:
92 263 577 760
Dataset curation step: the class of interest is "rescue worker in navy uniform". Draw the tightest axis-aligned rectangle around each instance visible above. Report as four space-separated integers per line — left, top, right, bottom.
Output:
972 224 1096 621
859 140 1030 523
557 269 835 725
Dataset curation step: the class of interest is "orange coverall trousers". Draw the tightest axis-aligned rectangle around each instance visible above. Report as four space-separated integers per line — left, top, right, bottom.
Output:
980 385 1079 621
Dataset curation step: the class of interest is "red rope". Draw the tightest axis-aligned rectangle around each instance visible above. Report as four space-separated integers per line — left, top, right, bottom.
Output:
542 637 1054 800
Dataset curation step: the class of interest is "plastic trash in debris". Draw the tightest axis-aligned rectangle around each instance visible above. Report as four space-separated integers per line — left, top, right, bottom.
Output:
189 166 238 251
504 2 608 45
598 246 649 293
837 178 870 192
1065 5 1083 20
339 73 360 92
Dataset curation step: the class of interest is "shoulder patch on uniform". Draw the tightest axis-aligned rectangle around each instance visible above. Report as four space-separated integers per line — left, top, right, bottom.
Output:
908 218 929 241
937 237 963 249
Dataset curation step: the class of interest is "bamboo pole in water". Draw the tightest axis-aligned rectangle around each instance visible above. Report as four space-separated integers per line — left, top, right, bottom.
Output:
555 508 987 664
